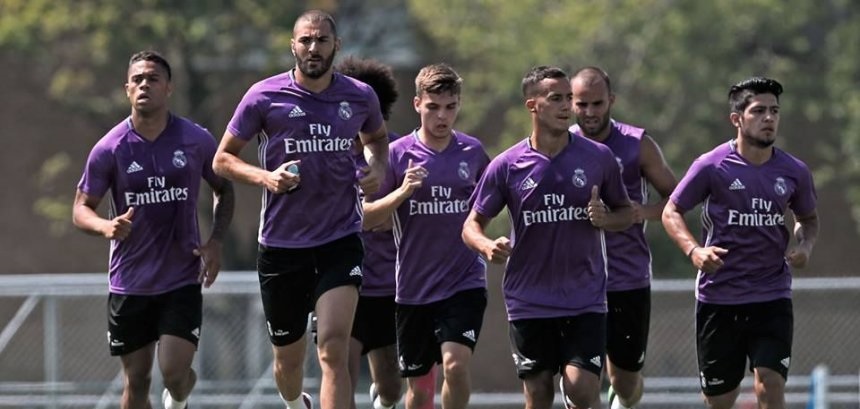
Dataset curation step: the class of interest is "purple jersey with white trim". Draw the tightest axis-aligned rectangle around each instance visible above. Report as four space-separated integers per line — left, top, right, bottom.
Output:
227 70 384 248
77 115 222 295
380 130 490 304
571 120 651 291
670 140 817 304
470 134 630 320
356 131 400 296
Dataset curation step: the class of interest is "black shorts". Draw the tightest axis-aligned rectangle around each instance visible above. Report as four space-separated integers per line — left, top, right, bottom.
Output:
509 312 607 379
696 298 793 396
107 284 202 356
258 233 364 346
352 295 397 355
396 288 487 377
606 287 650 372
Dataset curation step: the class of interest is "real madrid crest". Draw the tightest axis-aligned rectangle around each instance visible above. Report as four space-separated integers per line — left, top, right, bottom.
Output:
774 177 787 196
458 161 470 180
338 101 353 120
172 150 187 168
572 168 587 188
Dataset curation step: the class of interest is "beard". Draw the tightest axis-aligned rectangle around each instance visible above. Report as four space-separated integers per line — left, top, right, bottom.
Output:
575 114 611 137
296 51 336 79
742 127 776 148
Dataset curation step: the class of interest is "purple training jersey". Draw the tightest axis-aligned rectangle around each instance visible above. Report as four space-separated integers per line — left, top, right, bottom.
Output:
470 134 630 320
77 114 223 295
356 131 400 296
227 70 384 248
670 140 817 304
379 130 490 304
571 120 652 291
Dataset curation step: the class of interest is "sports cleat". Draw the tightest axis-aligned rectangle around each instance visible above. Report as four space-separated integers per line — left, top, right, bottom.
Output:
161 388 188 409
558 377 574 409
301 392 314 409
369 382 378 406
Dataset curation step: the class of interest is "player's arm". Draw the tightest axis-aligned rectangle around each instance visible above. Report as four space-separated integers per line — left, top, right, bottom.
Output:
196 177 235 288
357 124 389 195
786 209 819 268
72 191 134 241
462 210 511 264
362 159 426 230
213 131 299 193
662 201 727 273
638 134 678 221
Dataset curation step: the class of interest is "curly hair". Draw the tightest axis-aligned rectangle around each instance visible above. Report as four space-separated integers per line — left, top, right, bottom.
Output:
336 56 399 121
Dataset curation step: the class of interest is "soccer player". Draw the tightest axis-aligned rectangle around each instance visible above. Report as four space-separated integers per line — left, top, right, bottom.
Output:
569 66 678 409
362 63 489 409
333 56 405 409
662 77 819 409
213 10 389 409
463 65 633 409
72 50 235 409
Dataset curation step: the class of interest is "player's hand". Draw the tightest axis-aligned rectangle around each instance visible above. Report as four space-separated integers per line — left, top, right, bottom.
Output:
103 207 134 240
194 240 223 288
785 245 811 268
691 246 728 273
629 200 645 224
484 236 512 264
587 186 609 227
398 159 428 197
265 160 301 194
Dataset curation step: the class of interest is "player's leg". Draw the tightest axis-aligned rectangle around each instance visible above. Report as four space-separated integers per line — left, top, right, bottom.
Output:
156 284 203 408
258 244 316 408
397 303 438 409
605 288 650 408
314 234 363 409
410 366 437 409
749 298 793 409
436 288 486 409
108 292 159 409
696 302 747 409
119 344 157 409
510 317 560 409
367 345 402 408
558 313 606 409
356 295 401 408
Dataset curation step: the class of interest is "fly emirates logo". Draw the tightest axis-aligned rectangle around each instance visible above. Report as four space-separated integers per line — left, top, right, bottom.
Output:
125 176 188 206
409 185 469 215
522 193 589 226
284 123 354 154
727 198 785 227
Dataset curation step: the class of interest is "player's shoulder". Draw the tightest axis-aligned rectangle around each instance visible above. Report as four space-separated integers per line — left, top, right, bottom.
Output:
93 119 133 152
773 147 812 173
611 120 646 139
453 130 486 149
575 132 615 158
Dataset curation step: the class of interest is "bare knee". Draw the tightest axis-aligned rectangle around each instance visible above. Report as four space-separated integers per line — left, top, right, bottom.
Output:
124 371 152 396
408 380 433 407
702 388 740 409
754 368 785 406
317 335 350 370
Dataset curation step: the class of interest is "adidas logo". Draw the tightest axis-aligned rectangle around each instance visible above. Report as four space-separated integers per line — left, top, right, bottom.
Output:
589 355 602 368
191 327 200 339
126 161 143 174
288 105 306 118
462 329 476 342
521 177 537 191
729 178 745 190
349 266 362 277
780 357 790 368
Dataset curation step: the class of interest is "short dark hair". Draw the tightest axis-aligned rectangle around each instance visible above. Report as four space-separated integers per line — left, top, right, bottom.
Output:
728 77 783 113
415 63 462 97
522 66 568 98
129 50 172 80
295 9 337 37
571 66 612 94
336 56 399 121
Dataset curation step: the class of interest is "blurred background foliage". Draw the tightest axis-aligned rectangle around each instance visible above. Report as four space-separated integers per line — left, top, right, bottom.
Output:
0 0 857 277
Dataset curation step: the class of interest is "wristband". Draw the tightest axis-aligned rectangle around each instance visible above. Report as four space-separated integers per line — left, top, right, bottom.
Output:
686 246 699 258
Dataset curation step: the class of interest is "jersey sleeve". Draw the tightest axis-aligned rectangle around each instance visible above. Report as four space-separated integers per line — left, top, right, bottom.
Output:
77 139 115 198
470 156 507 218
670 156 713 213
